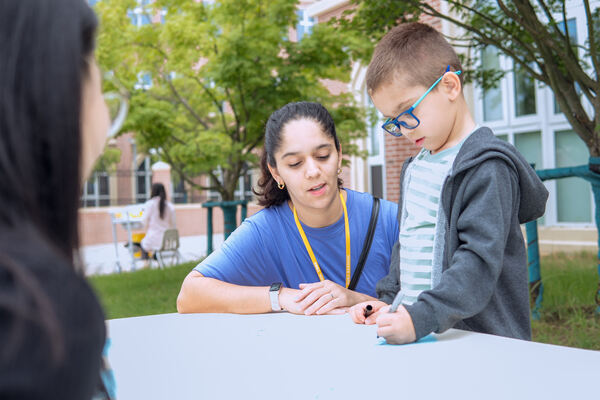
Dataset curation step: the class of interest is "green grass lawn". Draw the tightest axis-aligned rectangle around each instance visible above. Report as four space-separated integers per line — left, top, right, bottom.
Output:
90 261 197 319
531 252 600 350
90 253 600 350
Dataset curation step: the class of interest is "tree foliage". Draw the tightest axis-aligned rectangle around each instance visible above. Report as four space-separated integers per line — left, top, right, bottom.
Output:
339 0 600 164
95 0 365 200
92 146 122 174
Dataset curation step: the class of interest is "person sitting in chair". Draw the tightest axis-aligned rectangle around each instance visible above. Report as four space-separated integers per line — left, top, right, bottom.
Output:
140 183 176 265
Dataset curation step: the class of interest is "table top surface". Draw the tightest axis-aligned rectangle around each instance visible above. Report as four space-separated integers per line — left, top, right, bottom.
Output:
107 312 600 400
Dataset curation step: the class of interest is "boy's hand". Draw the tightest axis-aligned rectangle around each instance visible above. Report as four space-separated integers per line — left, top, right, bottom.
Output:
375 305 417 344
349 300 388 325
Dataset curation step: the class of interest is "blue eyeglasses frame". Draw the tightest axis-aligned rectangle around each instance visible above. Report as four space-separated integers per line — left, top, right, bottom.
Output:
382 66 462 137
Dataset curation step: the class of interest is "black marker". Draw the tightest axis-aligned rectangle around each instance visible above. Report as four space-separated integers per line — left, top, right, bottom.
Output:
363 304 373 318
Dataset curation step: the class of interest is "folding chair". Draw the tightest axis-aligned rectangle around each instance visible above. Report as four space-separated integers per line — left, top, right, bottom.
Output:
155 229 182 269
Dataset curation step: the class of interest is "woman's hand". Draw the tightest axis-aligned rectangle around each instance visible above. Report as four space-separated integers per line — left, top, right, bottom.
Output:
278 287 312 315
291 280 358 315
349 300 388 325
375 305 417 344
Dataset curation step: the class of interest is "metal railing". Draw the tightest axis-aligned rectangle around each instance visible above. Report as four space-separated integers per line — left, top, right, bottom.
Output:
526 158 600 318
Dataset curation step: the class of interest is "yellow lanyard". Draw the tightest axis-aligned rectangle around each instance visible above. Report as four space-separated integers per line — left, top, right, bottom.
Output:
292 191 351 288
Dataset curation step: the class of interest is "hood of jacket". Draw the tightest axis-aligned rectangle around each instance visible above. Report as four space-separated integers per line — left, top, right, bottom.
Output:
449 126 548 224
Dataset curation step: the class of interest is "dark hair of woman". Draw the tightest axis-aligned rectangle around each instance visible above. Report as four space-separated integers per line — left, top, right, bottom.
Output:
0 0 98 363
151 182 167 219
254 102 342 208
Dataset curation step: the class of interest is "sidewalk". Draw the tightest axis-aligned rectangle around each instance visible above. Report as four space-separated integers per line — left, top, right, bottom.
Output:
81 234 225 276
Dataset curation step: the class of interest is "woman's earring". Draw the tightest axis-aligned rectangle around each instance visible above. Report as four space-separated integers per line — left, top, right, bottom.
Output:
278 182 285 190
337 168 342 175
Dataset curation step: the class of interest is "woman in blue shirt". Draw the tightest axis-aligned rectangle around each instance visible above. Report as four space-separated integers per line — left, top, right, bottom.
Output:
177 102 399 315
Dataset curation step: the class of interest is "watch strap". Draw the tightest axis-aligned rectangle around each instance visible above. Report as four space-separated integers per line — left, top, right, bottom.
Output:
269 282 282 311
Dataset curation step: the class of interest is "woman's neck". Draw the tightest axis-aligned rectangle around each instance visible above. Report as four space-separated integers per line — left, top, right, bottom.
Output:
290 189 347 228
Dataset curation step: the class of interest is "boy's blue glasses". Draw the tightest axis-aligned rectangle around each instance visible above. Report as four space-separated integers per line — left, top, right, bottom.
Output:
382 65 462 137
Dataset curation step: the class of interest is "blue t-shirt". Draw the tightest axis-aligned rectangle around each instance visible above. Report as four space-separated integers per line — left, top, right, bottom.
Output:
195 189 399 297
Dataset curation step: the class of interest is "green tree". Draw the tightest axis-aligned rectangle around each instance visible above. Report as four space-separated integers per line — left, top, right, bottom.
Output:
340 0 600 165
95 0 365 206
92 146 122 174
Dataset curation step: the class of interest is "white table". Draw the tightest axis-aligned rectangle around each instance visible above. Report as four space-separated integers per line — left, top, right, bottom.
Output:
107 313 600 400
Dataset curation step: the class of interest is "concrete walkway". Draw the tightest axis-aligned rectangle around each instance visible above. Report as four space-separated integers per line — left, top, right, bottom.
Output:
81 234 225 276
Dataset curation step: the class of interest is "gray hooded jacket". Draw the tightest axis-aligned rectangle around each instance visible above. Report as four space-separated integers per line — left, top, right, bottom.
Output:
376 127 549 340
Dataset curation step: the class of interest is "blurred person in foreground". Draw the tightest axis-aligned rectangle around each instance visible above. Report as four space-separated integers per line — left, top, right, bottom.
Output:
0 0 113 398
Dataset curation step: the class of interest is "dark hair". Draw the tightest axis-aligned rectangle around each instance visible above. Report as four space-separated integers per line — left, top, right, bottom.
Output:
0 0 98 362
151 183 167 219
366 22 463 94
254 102 342 208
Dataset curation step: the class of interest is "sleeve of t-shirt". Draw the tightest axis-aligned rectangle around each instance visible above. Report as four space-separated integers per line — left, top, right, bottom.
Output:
194 217 271 286
384 199 400 247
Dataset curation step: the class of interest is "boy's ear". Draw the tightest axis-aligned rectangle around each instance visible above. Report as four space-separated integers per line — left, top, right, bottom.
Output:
442 72 462 101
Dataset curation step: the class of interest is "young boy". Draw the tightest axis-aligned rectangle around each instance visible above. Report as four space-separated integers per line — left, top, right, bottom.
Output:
349 22 548 344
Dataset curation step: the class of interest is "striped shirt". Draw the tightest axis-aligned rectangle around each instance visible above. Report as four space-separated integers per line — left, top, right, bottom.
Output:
399 144 462 305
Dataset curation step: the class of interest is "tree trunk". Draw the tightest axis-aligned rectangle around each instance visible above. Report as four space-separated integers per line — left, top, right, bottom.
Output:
589 181 600 314
220 172 240 239
588 127 600 174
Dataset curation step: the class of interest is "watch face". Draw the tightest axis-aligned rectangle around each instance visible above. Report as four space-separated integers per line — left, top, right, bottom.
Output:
270 282 282 292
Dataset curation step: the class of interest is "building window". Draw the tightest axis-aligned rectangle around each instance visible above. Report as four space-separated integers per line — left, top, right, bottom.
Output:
513 63 536 117
234 164 253 201
554 18 578 114
296 10 315 41
367 97 380 156
514 131 542 169
555 130 591 223
172 173 187 204
135 157 152 203
481 46 503 122
81 171 110 207
514 130 545 224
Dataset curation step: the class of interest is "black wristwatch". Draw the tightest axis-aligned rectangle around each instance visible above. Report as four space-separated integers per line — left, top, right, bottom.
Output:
269 282 283 311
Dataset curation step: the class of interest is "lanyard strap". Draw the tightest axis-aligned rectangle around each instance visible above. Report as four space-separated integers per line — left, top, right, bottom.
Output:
293 191 351 288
